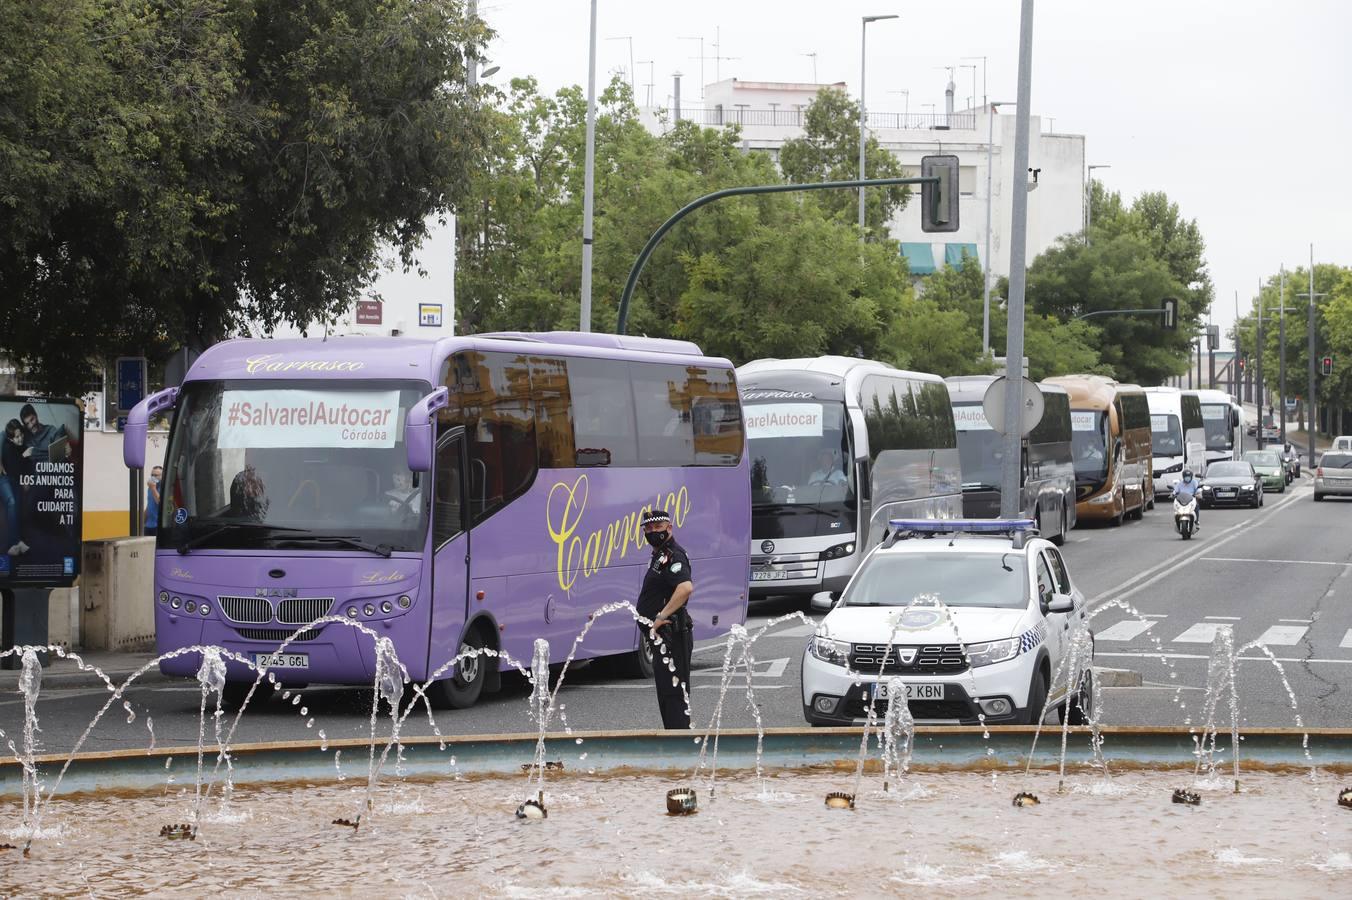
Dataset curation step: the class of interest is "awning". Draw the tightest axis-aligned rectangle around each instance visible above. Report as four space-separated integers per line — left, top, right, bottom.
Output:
945 243 979 267
900 242 936 275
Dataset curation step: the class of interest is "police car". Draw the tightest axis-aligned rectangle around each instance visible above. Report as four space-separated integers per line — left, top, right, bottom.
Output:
801 519 1094 727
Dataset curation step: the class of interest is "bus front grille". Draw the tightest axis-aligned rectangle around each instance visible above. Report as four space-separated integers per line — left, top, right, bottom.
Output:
219 596 273 624
276 598 334 625
235 627 321 642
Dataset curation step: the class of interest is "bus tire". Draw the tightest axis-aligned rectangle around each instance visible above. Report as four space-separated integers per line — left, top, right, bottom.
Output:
615 628 655 680
429 627 490 709
1145 485 1155 511
1050 503 1067 546
222 678 274 712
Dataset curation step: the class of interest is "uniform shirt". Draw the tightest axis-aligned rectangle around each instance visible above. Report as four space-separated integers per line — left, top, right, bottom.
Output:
637 539 693 622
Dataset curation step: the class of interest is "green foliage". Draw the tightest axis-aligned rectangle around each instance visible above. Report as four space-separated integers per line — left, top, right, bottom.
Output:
0 0 487 393
777 88 910 240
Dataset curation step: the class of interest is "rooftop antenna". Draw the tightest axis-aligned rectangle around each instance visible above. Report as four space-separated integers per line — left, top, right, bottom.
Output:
606 36 635 97
637 59 655 106
678 35 705 99
707 25 738 83
800 51 818 83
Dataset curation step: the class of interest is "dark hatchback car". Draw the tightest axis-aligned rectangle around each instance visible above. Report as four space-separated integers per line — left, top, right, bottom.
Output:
1198 461 1263 508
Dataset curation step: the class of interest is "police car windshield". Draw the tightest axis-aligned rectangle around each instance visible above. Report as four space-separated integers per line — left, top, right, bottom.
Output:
840 551 1029 609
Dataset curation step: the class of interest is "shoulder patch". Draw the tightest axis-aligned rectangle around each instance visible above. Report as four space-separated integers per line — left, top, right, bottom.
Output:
669 562 683 574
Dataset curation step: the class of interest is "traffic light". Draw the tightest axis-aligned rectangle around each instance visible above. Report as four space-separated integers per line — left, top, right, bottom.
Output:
1322 355 1333 376
920 155 960 233
1160 297 1178 330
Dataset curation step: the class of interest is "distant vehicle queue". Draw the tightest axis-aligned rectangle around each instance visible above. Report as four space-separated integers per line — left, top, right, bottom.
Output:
740 355 1264 607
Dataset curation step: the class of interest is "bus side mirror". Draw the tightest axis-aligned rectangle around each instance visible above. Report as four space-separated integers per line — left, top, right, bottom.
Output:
405 387 450 473
123 387 179 469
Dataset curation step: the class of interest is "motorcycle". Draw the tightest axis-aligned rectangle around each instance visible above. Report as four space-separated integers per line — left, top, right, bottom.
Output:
1173 493 1198 540
1282 444 1301 480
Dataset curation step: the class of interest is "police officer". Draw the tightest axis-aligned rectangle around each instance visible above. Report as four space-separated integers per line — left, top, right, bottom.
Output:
637 509 694 729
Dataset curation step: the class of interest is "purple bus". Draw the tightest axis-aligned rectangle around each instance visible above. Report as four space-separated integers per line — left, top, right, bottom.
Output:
123 332 749 707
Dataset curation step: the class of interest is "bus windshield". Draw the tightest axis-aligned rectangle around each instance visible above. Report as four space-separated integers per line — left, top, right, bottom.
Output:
159 379 431 552
1151 414 1183 457
1201 403 1233 450
745 401 854 510
952 403 1007 489
1070 409 1108 481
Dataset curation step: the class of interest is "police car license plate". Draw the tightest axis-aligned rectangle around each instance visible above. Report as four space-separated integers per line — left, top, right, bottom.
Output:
751 569 788 581
252 652 309 670
872 682 944 700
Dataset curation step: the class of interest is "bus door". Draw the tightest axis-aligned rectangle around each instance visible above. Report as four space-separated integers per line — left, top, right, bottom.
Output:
428 426 472 679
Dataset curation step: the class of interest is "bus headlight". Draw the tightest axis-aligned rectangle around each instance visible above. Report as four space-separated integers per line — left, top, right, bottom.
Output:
170 596 181 609
346 606 359 619
185 600 197 614
820 542 856 561
380 600 393 614
398 595 412 609
809 636 850 666
199 603 211 616
159 591 169 604
966 638 1020 668
363 603 376 617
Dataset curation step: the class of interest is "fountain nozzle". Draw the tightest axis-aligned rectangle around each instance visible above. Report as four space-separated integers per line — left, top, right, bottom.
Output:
0 843 15 852
666 787 698 816
1337 788 1352 810
517 790 548 820
1012 792 1040 808
1172 788 1201 806
332 816 361 831
159 823 197 840
824 791 855 810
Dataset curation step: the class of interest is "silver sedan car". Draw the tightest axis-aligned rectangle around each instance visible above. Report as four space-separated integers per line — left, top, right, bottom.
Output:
1313 452 1352 500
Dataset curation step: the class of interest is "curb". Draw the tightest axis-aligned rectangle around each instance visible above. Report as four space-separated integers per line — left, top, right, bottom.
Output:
0 664 171 691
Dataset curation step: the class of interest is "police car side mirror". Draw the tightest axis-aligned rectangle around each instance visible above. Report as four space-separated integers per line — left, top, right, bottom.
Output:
1047 593 1075 615
809 591 836 613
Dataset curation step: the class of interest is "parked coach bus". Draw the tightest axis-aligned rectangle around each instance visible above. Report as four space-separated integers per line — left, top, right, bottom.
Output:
736 357 961 603
123 333 750 707
1145 386 1207 496
1044 375 1153 524
945 376 1077 544
1194 388 1245 465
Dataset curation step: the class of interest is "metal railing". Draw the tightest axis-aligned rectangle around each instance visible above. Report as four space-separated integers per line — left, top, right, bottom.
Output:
672 107 977 131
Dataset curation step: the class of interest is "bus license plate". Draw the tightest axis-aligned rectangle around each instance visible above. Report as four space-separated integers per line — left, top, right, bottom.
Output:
873 682 944 700
253 652 309 670
751 569 788 581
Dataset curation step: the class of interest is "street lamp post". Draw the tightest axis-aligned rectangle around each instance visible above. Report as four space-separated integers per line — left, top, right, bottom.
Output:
579 0 598 332
858 14 898 238
1085 164 1110 245
982 100 1014 357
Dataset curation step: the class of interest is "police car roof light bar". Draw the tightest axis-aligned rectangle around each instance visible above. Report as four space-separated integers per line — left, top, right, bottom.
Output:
884 518 1040 550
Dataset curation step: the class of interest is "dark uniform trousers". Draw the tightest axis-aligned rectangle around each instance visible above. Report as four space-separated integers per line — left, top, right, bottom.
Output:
646 611 694 729
638 539 695 729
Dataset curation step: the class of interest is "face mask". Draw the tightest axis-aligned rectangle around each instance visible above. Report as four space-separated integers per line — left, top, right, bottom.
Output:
645 531 669 548
150 475 160 484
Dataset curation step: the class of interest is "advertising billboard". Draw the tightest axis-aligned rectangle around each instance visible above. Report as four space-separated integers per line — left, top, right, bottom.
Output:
0 396 83 587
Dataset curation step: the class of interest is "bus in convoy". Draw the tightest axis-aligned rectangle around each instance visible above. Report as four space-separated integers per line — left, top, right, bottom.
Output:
736 357 962 604
122 333 750 706
1144 386 1207 496
1043 375 1153 525
944 376 1077 544
1194 388 1246 465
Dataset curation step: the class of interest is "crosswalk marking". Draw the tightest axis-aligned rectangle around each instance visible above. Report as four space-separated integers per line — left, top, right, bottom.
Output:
1342 629 1352 649
1095 619 1157 642
1256 625 1308 646
1174 623 1226 643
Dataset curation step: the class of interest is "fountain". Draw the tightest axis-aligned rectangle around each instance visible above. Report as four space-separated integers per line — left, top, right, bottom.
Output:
1 601 1350 894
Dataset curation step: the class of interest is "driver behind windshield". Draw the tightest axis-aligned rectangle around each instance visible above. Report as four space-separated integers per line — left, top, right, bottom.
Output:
806 449 846 486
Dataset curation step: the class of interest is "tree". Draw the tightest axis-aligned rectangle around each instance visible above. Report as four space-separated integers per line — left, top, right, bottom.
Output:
1025 232 1191 385
778 88 910 240
0 0 488 393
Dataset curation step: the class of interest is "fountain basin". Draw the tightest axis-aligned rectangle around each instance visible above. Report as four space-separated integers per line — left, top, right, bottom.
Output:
2 726 1350 797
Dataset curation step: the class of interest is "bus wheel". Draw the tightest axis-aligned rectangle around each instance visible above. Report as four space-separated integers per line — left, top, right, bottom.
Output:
1145 483 1155 511
1049 503 1067 546
615 627 655 680
430 628 489 709
222 678 274 712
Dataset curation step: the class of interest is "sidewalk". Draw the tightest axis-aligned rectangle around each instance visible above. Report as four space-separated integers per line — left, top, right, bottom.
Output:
0 650 166 690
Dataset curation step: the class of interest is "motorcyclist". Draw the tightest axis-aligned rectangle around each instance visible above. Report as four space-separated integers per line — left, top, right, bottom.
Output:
1172 468 1200 528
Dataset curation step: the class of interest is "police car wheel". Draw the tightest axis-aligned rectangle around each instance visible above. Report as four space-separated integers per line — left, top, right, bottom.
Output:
1017 669 1048 725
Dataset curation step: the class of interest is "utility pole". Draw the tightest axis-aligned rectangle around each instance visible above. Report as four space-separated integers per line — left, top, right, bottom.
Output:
1256 281 1264 450
579 0 598 332
1279 266 1287 442
999 0 1036 519
1299 244 1325 469
1085 164 1110 245
982 101 1011 356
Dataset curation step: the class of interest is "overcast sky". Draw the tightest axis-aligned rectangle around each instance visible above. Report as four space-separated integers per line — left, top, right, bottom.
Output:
478 0 1351 349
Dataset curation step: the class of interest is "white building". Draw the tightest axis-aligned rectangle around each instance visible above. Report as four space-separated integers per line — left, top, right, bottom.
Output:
642 78 1086 279
258 214 457 340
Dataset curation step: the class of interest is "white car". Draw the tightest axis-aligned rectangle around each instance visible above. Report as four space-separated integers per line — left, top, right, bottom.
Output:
801 519 1093 727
